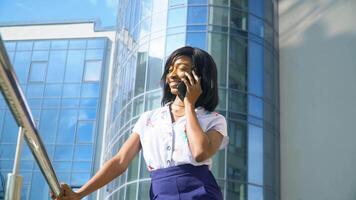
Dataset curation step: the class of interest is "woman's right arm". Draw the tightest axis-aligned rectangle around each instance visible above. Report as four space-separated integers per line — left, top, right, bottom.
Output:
53 132 141 200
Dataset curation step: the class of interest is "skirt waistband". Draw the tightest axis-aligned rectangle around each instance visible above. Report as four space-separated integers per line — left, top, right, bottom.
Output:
150 164 209 181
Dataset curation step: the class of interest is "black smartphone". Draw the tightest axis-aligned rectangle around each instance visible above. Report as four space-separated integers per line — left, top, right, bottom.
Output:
177 81 186 101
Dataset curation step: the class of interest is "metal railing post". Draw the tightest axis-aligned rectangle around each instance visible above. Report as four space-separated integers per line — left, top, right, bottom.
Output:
4 127 24 200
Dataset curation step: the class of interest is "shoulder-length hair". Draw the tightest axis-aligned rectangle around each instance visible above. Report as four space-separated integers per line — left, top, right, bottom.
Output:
160 46 219 112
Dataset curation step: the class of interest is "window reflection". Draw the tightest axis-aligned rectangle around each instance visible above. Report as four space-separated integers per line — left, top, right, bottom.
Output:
248 124 263 185
186 32 206 50
147 37 164 91
39 109 59 143
29 62 47 82
135 50 148 96
84 60 102 81
229 36 247 91
208 33 227 87
77 121 94 143
188 6 208 24
209 6 228 26
165 33 186 56
13 51 31 83
57 109 77 144
65 50 85 83
47 50 67 83
168 7 187 27
248 41 264 96
230 9 247 31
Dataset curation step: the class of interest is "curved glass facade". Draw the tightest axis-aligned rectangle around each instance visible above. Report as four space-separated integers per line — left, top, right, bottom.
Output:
102 0 279 199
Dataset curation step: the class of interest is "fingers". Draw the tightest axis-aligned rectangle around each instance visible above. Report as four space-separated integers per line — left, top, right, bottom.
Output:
185 72 195 85
192 70 200 83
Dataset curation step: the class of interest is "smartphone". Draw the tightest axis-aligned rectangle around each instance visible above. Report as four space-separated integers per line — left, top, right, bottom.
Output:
177 81 186 101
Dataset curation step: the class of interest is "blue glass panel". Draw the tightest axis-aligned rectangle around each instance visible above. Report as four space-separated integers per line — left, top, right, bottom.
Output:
85 49 104 60
79 109 97 120
248 95 263 118
57 172 71 184
248 41 264 96
28 99 42 110
168 7 187 27
74 145 93 160
186 32 207 50
81 83 100 97
249 14 264 38
77 121 94 144
187 25 207 31
44 84 62 97
189 0 207 4
13 51 31 83
29 173 48 199
169 0 187 6
32 51 49 61
80 98 98 107
65 50 85 82
147 37 164 91
248 124 263 185
26 84 44 98
42 98 61 107
51 40 68 49
249 0 263 17
71 172 90 186
47 50 67 82
72 161 91 171
87 39 106 49
63 83 81 97
34 40 50 50
69 40 87 49
4 42 16 51
54 146 74 161
29 62 47 82
0 144 16 159
57 109 77 144
248 185 263 200
187 6 207 24
165 33 186 56
53 161 72 172
39 109 59 143
84 60 102 81
61 98 80 107
16 41 33 51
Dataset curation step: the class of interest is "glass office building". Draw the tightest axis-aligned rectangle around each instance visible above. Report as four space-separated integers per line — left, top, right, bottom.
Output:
0 38 109 199
101 0 279 199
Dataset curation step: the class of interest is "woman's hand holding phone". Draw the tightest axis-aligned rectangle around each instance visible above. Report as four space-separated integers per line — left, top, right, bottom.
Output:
180 70 202 107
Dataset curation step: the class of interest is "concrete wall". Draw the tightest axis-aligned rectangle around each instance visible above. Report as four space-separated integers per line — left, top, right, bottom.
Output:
279 0 356 199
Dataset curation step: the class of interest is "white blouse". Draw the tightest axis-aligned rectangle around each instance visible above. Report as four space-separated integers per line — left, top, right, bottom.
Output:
132 102 229 171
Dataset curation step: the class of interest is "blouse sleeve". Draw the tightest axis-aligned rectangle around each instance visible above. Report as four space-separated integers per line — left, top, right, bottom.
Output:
132 111 148 136
207 114 229 150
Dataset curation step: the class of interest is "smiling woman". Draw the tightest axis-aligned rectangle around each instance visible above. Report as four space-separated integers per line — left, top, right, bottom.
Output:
51 46 228 200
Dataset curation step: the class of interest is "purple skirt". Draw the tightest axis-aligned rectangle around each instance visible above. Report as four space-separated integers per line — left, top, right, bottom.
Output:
149 164 223 200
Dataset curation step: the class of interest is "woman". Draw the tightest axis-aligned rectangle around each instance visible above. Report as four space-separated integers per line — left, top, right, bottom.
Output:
51 46 229 200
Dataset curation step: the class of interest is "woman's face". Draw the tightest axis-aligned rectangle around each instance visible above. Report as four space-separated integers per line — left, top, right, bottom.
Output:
166 55 193 95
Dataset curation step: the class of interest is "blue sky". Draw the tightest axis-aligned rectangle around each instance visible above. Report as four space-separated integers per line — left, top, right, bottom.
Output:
0 0 118 30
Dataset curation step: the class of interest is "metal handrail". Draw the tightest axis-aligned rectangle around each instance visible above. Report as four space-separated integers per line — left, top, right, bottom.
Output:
0 36 61 197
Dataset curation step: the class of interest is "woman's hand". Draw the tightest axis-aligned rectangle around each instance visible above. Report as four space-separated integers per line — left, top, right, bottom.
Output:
50 183 82 200
181 70 202 107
